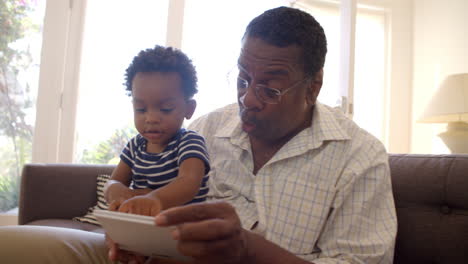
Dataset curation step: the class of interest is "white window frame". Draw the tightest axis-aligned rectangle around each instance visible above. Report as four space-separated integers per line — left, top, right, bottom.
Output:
32 0 87 163
32 0 412 163
352 0 413 153
294 0 412 152
31 0 187 163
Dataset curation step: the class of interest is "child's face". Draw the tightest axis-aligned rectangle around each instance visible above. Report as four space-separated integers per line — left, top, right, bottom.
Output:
131 72 196 153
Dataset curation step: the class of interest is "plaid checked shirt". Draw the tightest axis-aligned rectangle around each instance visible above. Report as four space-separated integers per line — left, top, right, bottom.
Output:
188 102 397 264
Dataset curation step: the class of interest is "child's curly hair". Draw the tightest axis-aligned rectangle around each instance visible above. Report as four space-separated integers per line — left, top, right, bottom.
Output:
124 45 198 99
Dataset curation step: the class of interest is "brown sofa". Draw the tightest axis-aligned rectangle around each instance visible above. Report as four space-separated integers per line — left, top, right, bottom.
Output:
19 163 114 233
18 154 468 264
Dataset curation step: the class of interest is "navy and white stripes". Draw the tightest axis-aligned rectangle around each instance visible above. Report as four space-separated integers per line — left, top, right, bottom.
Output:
121 128 210 204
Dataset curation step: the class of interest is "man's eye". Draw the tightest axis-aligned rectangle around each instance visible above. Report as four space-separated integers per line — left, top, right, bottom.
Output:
135 108 146 113
261 87 280 99
237 77 249 89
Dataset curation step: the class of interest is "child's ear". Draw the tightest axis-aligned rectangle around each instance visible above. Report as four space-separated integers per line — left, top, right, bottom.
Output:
184 99 197 119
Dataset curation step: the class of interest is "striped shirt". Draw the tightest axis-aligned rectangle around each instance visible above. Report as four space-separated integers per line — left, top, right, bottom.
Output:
121 128 210 203
188 103 397 264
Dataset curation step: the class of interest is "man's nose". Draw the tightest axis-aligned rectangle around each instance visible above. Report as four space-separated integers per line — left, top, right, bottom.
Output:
239 84 263 109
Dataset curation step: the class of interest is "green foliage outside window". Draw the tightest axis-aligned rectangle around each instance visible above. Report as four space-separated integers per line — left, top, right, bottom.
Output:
79 126 137 165
0 173 20 212
0 1 136 211
0 0 39 212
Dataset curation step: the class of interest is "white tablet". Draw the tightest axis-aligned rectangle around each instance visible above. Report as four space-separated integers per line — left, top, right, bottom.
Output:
94 209 190 261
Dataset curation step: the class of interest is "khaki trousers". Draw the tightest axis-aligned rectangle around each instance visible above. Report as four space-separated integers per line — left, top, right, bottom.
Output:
0 225 113 264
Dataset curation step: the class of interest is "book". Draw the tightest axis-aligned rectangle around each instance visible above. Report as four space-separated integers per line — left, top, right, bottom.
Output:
94 209 190 261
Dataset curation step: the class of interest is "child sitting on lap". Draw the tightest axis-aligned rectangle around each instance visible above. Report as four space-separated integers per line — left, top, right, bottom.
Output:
104 45 210 216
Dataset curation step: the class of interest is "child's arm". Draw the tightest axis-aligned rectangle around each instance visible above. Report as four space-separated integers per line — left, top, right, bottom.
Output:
104 160 151 207
117 157 206 216
149 157 206 208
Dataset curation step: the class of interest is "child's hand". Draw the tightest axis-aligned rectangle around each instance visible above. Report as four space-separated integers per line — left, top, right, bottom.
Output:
108 197 126 212
118 196 162 216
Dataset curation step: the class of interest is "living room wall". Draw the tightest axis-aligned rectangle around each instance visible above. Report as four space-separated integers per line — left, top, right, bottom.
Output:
411 0 468 154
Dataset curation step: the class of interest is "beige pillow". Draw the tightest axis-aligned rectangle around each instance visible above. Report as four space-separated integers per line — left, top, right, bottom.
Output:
73 174 110 226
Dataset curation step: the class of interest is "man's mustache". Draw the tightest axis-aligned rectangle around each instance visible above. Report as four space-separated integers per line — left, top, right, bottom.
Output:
240 108 259 125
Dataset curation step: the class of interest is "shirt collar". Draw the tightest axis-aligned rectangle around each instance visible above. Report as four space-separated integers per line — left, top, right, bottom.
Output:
306 102 350 149
214 103 242 138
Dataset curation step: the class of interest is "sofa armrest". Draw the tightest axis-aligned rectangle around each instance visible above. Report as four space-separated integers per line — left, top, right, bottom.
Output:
18 163 115 225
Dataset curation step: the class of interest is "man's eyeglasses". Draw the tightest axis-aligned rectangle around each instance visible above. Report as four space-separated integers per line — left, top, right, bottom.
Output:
236 75 311 104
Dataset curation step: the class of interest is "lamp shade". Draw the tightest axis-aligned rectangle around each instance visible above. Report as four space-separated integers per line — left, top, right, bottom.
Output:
419 73 468 123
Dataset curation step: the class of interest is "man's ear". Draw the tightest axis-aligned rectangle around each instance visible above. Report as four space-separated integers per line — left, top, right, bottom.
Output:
306 68 323 105
185 99 197 119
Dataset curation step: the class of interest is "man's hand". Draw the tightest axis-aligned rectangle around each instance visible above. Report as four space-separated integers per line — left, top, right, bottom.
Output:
105 233 147 264
107 236 187 264
155 201 253 264
118 196 162 216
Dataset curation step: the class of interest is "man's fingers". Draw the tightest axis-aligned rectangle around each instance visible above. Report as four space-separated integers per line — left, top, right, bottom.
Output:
110 246 146 263
108 244 118 261
156 201 236 226
154 201 249 264
106 235 120 261
176 238 236 258
175 218 236 241
104 233 114 247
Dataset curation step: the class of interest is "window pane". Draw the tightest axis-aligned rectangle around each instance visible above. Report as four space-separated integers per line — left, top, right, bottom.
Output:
181 0 288 122
294 2 387 144
353 9 386 141
0 0 45 213
293 2 341 107
75 0 169 164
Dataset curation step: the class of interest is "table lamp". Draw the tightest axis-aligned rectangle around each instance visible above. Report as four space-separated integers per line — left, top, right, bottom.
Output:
419 73 468 154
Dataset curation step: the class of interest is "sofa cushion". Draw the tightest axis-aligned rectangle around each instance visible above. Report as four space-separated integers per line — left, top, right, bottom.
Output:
73 174 110 226
389 154 468 264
